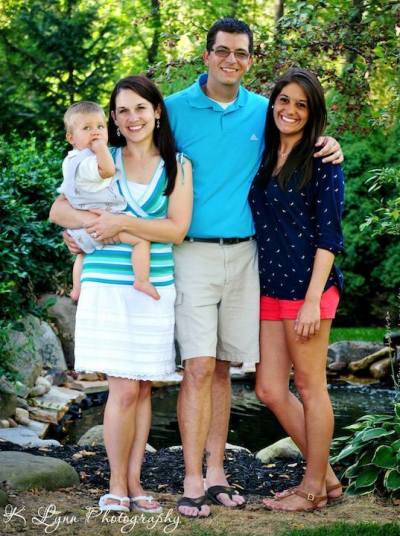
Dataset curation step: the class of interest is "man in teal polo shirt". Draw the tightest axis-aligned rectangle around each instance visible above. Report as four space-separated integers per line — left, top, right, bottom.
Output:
166 18 343 518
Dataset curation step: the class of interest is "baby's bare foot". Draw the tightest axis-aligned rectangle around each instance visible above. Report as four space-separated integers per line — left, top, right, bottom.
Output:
134 281 160 300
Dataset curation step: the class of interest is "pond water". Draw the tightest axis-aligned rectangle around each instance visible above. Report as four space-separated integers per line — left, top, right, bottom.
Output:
65 381 396 452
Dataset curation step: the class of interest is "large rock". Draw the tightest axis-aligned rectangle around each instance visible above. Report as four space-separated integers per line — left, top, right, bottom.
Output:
370 357 392 379
0 377 17 419
40 294 76 369
256 437 301 463
77 425 156 452
8 315 67 387
0 426 60 447
0 451 79 491
327 341 384 371
349 347 392 372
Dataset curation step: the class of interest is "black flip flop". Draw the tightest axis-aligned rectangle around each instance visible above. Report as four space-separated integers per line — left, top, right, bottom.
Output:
206 485 246 508
176 495 211 518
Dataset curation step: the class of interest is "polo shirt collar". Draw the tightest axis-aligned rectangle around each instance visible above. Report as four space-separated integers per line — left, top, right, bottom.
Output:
187 73 248 111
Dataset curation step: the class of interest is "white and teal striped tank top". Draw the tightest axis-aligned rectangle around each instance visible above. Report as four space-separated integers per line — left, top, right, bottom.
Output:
81 147 175 287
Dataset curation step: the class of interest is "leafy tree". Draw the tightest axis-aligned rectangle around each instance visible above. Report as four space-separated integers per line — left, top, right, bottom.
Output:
0 0 123 136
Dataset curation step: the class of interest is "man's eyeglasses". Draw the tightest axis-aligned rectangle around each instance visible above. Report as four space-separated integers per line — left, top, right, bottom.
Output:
210 47 250 61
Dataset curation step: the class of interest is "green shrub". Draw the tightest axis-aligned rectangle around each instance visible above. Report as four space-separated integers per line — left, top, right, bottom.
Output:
0 133 71 365
330 402 400 499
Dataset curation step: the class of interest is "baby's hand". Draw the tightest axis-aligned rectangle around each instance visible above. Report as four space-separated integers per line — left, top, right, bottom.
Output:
90 137 108 153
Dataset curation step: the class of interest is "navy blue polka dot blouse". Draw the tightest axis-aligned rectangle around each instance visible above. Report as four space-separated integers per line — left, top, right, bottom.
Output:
249 158 344 300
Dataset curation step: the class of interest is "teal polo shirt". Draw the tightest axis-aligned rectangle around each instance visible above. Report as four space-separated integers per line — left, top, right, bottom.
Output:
166 74 268 238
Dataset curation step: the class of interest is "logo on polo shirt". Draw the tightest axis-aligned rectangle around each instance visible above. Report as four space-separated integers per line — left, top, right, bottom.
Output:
250 134 259 141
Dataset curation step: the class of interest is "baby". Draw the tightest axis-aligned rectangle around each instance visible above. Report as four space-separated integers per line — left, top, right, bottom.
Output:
59 101 160 301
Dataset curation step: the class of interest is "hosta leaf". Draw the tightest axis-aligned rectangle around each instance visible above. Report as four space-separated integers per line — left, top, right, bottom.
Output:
361 428 394 441
357 415 394 423
394 425 400 436
358 449 374 466
331 436 351 445
345 482 359 496
330 442 363 463
395 404 400 420
384 469 400 491
345 462 363 478
391 439 400 450
355 465 380 488
344 422 367 431
345 481 375 496
357 484 376 496
372 445 397 468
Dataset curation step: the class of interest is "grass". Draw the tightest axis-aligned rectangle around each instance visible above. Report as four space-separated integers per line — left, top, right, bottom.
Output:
281 522 400 536
330 327 385 343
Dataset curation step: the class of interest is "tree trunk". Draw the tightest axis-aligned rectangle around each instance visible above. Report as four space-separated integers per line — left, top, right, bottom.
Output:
147 0 161 66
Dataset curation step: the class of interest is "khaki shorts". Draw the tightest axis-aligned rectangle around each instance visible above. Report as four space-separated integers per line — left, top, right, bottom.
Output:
173 240 260 364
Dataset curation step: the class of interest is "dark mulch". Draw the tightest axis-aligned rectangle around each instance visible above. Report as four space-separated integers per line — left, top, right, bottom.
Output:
0 440 305 497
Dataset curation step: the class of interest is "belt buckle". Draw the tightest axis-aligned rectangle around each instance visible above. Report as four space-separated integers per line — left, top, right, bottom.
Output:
219 238 224 245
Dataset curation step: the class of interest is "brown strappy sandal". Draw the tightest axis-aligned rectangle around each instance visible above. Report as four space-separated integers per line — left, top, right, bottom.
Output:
264 489 327 512
274 482 343 504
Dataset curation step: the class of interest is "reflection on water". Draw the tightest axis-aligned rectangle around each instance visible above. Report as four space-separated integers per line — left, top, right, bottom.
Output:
65 382 396 452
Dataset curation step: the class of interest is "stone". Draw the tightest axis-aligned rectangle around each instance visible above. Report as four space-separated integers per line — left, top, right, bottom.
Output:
26 418 50 438
30 386 85 411
370 357 392 379
0 451 79 491
28 406 64 425
0 426 60 447
40 294 76 369
8 315 67 387
16 396 29 409
327 341 384 371
340 374 380 385
29 376 53 396
349 347 392 372
14 381 29 398
0 489 8 506
256 437 302 463
77 372 100 381
225 443 252 454
7 418 17 428
45 368 68 386
77 424 156 452
29 383 49 397
15 408 30 425
66 379 109 394
0 377 18 419
0 419 10 428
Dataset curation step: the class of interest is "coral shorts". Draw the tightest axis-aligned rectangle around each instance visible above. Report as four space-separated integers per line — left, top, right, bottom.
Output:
260 285 340 321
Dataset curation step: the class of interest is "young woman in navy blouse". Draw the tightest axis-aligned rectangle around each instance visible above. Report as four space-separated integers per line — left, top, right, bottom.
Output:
249 68 344 512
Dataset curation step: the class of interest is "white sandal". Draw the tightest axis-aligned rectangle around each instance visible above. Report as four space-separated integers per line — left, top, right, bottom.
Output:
99 493 130 512
130 495 163 513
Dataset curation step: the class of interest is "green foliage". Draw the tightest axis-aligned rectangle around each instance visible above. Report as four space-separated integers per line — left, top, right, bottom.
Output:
361 167 400 237
330 404 400 499
335 123 400 324
330 327 385 343
0 133 71 365
0 0 123 137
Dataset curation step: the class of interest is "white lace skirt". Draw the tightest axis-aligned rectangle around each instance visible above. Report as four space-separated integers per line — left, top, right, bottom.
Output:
74 282 176 380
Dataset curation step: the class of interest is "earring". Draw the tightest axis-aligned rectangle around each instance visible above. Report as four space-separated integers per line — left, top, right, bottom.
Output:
271 105 274 109
117 127 121 137
156 118 160 129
